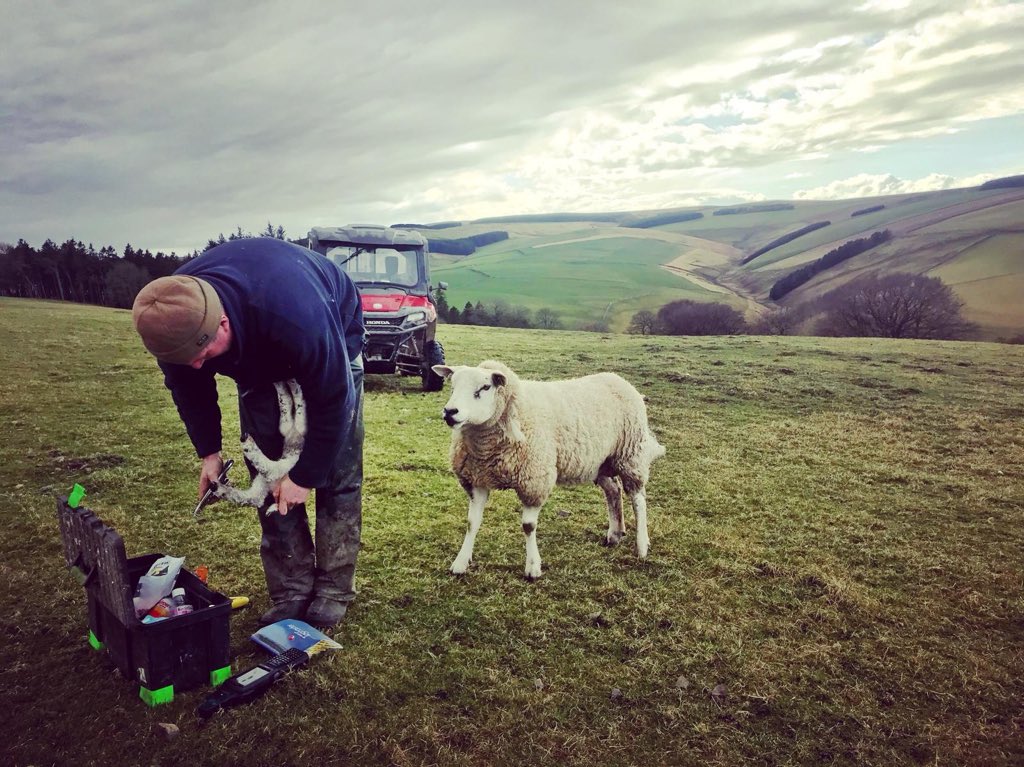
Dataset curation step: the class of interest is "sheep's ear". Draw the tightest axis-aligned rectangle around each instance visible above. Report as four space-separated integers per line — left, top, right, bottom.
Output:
491 372 506 387
502 399 525 442
432 365 454 379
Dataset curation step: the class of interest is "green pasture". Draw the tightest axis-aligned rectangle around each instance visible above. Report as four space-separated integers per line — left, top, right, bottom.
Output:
930 233 1024 284
918 198 1024 234
768 228 1024 339
2 297 1022 766
658 201 841 253
930 233 1024 337
740 189 998 270
433 236 715 329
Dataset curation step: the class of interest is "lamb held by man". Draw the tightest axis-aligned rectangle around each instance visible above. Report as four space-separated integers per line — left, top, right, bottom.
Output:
432 360 666 580
210 378 306 515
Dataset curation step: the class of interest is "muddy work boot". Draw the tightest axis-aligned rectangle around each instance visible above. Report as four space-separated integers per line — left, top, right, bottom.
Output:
305 596 348 629
258 598 311 627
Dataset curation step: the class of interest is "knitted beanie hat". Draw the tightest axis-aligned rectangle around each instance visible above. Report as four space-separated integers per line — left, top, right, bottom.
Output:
132 276 223 364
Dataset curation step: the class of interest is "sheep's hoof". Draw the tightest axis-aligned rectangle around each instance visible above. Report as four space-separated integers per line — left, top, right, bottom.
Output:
449 559 471 575
524 565 543 581
603 531 625 547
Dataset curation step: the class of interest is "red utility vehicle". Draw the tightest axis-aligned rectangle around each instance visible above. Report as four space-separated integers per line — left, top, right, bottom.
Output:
307 225 448 391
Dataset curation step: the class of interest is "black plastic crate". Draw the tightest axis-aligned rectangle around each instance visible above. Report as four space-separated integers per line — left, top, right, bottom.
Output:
55 496 232 706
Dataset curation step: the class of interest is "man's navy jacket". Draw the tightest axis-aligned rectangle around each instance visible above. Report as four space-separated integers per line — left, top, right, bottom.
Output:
158 238 364 489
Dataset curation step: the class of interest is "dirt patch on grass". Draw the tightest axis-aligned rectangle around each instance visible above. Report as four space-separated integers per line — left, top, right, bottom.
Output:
48 450 124 473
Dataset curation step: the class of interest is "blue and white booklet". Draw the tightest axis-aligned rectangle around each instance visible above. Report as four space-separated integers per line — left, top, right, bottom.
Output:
250 619 342 657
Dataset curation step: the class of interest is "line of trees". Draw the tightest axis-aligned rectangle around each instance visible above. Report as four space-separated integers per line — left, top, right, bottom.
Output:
204 222 287 252
978 174 1024 190
434 292 564 330
713 203 794 216
627 273 975 340
0 239 192 308
427 231 509 256
628 300 746 336
741 221 832 265
624 211 704 228
769 230 892 300
1 223 288 309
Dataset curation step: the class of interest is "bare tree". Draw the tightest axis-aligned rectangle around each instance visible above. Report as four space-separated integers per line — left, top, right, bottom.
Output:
751 306 803 335
627 310 657 335
816 273 976 339
535 308 562 329
656 300 746 336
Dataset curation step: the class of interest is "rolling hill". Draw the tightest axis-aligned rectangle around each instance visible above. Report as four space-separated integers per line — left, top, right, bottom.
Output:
420 183 1024 339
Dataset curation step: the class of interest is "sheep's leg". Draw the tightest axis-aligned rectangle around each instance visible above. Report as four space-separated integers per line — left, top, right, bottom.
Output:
284 379 306 448
451 488 488 574
596 475 625 546
241 435 278 476
626 487 650 559
212 476 267 508
521 506 544 580
274 380 295 431
240 380 298 477
254 380 305 516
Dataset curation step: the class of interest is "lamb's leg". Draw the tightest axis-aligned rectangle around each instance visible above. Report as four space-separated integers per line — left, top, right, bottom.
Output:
212 476 268 508
285 379 306 440
521 505 543 580
255 380 305 515
596 475 625 546
274 381 295 428
241 434 278 476
450 487 488 575
241 381 298 476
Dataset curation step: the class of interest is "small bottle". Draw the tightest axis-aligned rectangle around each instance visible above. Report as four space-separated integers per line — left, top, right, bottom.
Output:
147 597 175 619
171 588 186 608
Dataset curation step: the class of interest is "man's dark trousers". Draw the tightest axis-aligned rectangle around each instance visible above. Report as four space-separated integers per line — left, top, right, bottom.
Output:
238 358 364 609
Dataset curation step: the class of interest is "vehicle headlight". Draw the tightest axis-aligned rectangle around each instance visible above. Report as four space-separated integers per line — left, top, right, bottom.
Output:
402 311 426 327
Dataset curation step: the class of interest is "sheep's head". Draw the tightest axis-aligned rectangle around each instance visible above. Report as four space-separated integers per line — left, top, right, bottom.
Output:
432 362 513 430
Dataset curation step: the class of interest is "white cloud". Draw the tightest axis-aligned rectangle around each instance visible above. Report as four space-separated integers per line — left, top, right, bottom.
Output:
394 0 1024 220
793 171 997 200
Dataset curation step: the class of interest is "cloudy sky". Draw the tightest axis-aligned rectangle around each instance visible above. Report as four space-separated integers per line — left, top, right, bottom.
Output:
3 0 1023 254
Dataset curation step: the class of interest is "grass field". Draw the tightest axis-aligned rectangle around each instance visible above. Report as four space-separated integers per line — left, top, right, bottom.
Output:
433 236 716 328
2 298 1023 766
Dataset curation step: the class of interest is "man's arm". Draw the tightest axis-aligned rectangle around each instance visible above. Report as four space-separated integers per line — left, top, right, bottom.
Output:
159 362 223 460
289 340 355 489
265 309 355 491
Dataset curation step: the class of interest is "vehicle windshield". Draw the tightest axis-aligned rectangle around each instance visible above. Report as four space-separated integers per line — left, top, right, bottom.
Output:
325 245 420 288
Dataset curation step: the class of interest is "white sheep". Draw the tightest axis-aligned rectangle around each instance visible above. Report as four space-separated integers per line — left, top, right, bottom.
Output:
212 379 306 516
432 360 666 580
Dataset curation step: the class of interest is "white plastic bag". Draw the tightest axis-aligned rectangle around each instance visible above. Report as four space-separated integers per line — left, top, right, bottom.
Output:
133 555 185 617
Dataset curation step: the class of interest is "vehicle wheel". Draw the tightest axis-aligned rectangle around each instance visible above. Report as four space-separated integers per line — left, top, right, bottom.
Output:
422 340 445 392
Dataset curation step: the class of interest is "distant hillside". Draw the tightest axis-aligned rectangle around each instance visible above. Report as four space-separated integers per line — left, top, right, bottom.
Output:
978 174 1024 190
415 184 1024 338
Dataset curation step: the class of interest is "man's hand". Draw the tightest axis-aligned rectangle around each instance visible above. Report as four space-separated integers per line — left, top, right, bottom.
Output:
199 453 224 500
272 475 310 515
